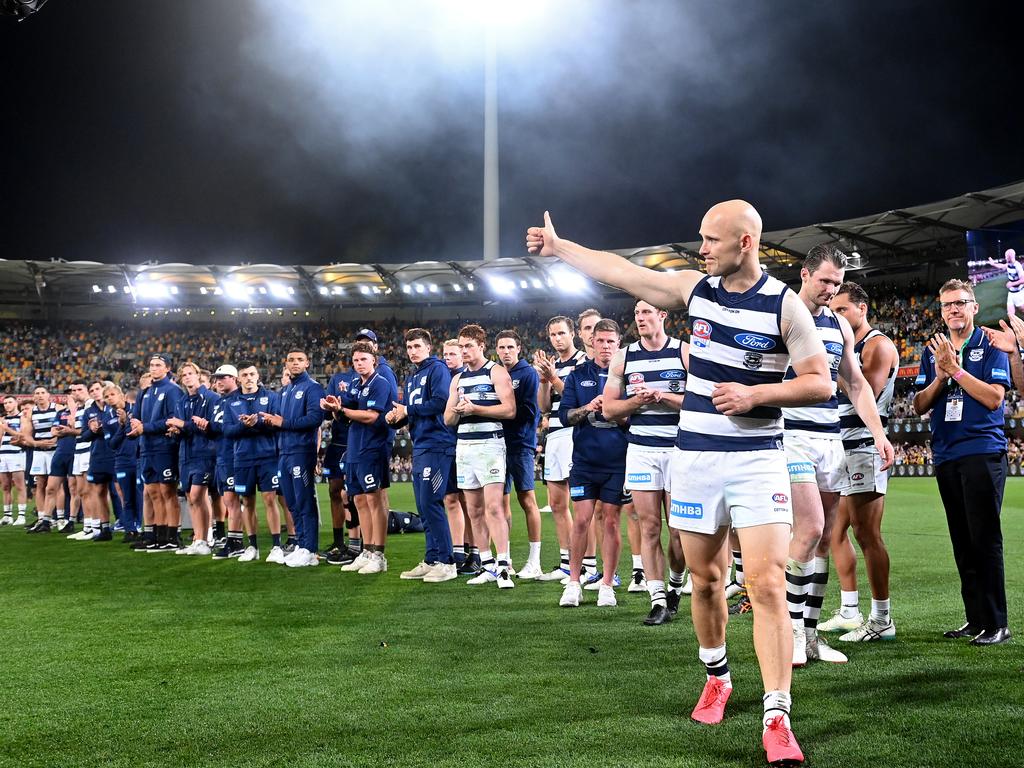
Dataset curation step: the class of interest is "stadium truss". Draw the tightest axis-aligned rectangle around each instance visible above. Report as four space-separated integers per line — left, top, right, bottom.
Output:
2 179 1022 317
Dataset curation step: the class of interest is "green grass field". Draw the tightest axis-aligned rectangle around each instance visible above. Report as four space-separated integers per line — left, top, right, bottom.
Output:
2 478 1022 768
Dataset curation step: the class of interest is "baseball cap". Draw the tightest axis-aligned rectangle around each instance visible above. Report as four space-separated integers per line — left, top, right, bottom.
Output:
212 364 239 379
150 353 173 368
355 328 378 343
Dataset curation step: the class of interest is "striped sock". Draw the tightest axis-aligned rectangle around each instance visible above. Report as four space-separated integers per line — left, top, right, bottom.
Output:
732 549 744 586
559 548 570 570
786 558 811 628
699 643 731 686
647 579 667 608
803 556 829 629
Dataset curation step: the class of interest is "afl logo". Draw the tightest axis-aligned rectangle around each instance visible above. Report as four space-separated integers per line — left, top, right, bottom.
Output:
772 492 789 504
735 333 776 351
851 472 865 481
693 320 712 338
628 372 645 385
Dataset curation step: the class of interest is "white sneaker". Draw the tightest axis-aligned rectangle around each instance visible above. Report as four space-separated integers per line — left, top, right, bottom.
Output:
724 580 744 599
538 566 570 582
495 567 515 589
400 561 433 580
0 514 12 526
597 583 617 607
839 617 896 643
175 542 197 555
516 561 544 580
13 515 26 527
238 546 260 562
792 625 807 667
559 581 582 607
191 540 212 556
806 629 848 663
358 552 385 574
423 563 458 583
818 607 865 633
467 569 497 585
681 569 693 595
285 547 317 568
265 545 286 564
69 529 94 541
340 551 370 572
627 570 647 593
538 504 552 513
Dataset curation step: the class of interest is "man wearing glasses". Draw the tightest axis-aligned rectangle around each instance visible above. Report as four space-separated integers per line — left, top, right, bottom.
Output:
913 280 1012 646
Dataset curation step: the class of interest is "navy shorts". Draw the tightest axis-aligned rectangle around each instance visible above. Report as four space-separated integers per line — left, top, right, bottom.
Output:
50 452 74 479
504 446 536 494
215 464 236 495
87 469 114 485
347 455 390 497
141 454 178 485
322 444 346 480
234 461 280 496
180 462 215 493
569 466 628 506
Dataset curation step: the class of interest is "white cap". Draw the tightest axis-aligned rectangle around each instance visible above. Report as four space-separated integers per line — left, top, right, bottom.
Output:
212 364 238 378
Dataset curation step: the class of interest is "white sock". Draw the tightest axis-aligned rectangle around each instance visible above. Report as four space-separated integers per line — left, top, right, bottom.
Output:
840 590 859 616
3 504 10 514
18 503 26 514
647 579 666 607
527 541 541 565
762 690 792 730
496 550 510 567
699 643 732 686
631 554 643 570
870 598 891 623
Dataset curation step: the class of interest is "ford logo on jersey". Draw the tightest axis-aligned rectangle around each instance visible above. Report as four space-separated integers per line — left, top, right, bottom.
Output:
734 333 776 351
580 380 597 387
472 385 491 392
824 342 844 356
659 370 684 379
670 500 703 519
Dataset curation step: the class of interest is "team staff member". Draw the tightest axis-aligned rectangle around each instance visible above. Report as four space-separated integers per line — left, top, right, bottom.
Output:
558 319 629 608
322 361 360 565
324 341 396 575
83 380 116 541
914 279 1012 646
495 329 544 579
104 384 142 542
261 349 326 568
222 362 284 563
128 354 183 552
206 366 247 559
388 328 458 583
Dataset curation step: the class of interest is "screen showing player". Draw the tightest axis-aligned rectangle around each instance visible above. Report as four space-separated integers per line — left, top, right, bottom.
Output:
966 221 1024 326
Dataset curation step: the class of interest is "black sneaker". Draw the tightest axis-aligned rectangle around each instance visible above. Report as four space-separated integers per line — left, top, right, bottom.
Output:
323 546 345 565
211 537 227 550
131 538 153 551
121 531 141 544
92 529 113 542
643 604 672 626
149 541 178 552
457 559 482 576
666 590 681 618
27 518 52 534
56 519 75 534
728 593 752 616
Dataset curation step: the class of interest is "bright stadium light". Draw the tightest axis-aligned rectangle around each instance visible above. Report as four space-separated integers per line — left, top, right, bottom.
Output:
169 286 179 295
466 282 475 292
258 286 268 295
318 286 329 296
268 282 290 299
452 283 462 292
123 286 132 294
415 284 425 294
91 285 101 293
222 281 246 301
531 278 542 289
487 275 516 294
519 279 528 289
331 286 344 295
550 265 588 294
429 283 439 293
200 287 208 295
107 285 117 294
136 283 170 300
359 285 370 295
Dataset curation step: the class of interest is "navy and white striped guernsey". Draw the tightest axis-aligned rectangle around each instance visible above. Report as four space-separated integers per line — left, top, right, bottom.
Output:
31 404 59 445
782 307 844 438
838 329 896 449
456 360 504 441
1 413 23 456
677 272 791 452
547 350 587 436
73 405 91 457
624 337 686 447
1008 262 1023 293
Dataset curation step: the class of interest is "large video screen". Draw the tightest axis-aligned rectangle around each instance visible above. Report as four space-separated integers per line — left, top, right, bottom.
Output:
966 221 1024 327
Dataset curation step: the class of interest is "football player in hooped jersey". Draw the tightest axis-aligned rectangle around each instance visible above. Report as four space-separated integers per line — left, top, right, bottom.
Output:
444 324 517 589
529 201 834 766
558 319 630 609
0 396 29 526
781 247 894 668
603 299 689 625
987 248 1024 318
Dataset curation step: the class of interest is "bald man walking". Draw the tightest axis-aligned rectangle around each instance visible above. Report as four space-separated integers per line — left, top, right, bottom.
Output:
528 201 831 767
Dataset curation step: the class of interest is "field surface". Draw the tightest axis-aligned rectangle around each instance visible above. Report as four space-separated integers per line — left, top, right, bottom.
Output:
2 479 1021 768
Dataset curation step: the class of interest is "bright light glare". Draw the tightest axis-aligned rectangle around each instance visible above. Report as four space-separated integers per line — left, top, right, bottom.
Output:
487 275 516 294
107 285 117 294
415 284 425 294
429 283 439 293
91 285 101 293
136 283 170 300
318 286 329 296
359 285 370 295
441 0 549 29
452 283 462 292
531 278 542 289
268 282 290 299
550 265 588 294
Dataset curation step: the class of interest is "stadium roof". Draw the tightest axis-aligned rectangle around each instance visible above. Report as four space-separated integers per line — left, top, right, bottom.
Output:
3 179 1023 317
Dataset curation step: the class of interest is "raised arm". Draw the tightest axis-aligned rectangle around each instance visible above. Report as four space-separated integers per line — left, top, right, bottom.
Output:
527 212 702 310
835 316 894 469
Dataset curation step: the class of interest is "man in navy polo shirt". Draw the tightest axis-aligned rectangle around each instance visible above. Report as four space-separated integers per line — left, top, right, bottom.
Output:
913 279 1012 646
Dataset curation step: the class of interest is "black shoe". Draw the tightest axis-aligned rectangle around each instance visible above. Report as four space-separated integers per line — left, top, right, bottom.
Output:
122 531 141 544
92 529 113 542
970 627 1012 646
323 546 344 565
56 519 75 534
135 540 161 552
666 590 681 618
27 519 51 534
943 622 982 639
728 593 753 615
643 604 672 626
150 541 178 552
457 559 482 576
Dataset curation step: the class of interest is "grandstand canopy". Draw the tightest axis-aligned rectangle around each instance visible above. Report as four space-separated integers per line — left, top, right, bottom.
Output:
3 180 1022 319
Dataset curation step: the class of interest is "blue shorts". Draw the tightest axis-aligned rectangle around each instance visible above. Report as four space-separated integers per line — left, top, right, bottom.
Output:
322 444 346 480
180 462 215 493
569 466 628 506
50 452 74 479
234 461 280 496
141 454 178 485
504 446 536 494
87 469 114 485
347 455 390 497
215 464 236 495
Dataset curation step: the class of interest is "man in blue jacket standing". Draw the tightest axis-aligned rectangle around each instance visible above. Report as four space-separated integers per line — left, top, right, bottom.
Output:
260 349 326 568
387 329 457 583
128 354 183 552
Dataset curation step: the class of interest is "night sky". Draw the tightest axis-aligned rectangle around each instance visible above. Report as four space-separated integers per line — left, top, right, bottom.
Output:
2 0 1022 266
